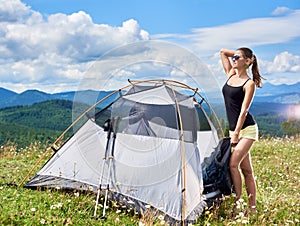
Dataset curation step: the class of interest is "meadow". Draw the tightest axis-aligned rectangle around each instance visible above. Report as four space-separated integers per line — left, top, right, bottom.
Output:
0 137 299 225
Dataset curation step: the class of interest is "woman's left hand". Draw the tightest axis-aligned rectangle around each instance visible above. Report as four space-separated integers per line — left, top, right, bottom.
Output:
231 133 239 147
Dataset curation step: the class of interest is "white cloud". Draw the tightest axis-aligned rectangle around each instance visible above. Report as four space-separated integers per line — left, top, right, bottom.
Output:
154 9 300 55
1 1 299 93
0 0 149 93
260 51 300 74
272 7 291 16
0 0 32 22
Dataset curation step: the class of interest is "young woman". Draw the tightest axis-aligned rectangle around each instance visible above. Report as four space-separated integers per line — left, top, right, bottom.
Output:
220 47 262 215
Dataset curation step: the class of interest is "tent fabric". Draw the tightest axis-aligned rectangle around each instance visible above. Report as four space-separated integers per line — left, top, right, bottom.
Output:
25 81 229 223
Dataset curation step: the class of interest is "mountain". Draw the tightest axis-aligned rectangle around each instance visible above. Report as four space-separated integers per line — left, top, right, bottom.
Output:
0 89 115 109
0 82 299 109
254 82 300 104
0 87 18 102
253 92 300 104
256 82 300 96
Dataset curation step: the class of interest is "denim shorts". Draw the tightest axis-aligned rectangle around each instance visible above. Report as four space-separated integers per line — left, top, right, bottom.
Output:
229 124 259 141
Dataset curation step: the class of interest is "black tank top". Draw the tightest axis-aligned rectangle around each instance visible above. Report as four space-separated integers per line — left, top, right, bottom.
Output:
222 76 256 131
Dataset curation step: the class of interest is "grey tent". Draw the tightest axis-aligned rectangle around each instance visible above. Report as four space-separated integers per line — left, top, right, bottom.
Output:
24 79 230 224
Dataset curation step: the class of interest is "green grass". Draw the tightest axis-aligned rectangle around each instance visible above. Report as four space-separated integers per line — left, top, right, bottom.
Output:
1 137 299 225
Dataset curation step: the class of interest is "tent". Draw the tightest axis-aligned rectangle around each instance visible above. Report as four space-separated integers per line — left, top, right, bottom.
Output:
23 79 231 224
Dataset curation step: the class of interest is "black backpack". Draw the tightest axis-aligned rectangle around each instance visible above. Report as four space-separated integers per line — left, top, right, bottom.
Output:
202 137 233 196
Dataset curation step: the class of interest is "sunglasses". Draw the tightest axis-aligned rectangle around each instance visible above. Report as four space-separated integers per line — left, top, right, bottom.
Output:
231 55 242 61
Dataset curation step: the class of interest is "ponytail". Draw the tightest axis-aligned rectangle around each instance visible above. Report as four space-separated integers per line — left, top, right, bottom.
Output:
238 47 263 88
251 55 262 88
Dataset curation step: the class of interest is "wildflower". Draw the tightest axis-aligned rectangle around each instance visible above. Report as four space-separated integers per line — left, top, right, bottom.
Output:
40 219 46 224
127 200 134 204
158 215 164 220
74 192 80 197
241 219 249 224
50 203 63 210
160 220 166 225
31 207 36 212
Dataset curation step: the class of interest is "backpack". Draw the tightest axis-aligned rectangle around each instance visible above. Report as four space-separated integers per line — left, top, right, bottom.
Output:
202 137 233 196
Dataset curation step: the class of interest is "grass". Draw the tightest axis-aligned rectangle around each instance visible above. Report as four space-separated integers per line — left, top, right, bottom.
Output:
0 137 299 225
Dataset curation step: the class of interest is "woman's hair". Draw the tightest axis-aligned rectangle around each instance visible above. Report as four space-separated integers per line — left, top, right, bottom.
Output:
238 47 262 88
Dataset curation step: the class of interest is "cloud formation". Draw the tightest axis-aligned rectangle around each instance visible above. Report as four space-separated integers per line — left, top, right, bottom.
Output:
157 8 300 85
0 0 299 93
272 6 291 15
261 51 300 74
156 9 300 54
0 0 149 92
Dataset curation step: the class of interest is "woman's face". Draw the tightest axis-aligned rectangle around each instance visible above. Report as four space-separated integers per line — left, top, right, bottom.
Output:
232 50 245 69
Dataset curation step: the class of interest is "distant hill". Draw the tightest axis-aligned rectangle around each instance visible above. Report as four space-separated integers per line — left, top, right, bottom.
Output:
0 88 115 109
0 99 73 131
0 100 74 147
256 82 300 96
0 99 111 147
254 82 300 104
0 87 18 102
0 82 299 109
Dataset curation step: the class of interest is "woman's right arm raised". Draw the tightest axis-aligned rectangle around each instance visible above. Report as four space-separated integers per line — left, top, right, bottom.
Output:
220 48 235 78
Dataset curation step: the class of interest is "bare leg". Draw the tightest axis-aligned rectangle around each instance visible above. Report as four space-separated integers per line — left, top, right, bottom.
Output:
229 138 255 205
240 151 257 211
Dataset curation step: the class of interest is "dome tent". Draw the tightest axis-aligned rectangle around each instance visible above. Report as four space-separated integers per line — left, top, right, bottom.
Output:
23 79 232 224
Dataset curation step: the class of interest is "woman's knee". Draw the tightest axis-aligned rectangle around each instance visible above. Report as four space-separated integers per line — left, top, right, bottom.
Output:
229 159 239 170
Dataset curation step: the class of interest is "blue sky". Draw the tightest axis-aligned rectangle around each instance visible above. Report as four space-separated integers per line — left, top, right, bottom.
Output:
1 0 300 93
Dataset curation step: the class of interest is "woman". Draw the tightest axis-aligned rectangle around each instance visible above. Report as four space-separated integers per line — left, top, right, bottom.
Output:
220 47 262 215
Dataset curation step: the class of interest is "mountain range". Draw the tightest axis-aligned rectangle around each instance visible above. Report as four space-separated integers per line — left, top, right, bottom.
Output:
0 82 299 109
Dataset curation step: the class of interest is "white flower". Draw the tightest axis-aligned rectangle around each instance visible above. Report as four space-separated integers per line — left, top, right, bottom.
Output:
31 207 36 212
50 203 63 210
127 200 134 204
241 219 249 224
158 215 164 220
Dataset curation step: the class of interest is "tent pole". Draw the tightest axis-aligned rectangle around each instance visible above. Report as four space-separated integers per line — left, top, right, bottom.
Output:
170 86 187 225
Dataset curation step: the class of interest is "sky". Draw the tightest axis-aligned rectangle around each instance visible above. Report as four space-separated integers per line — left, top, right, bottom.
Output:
1 0 300 93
